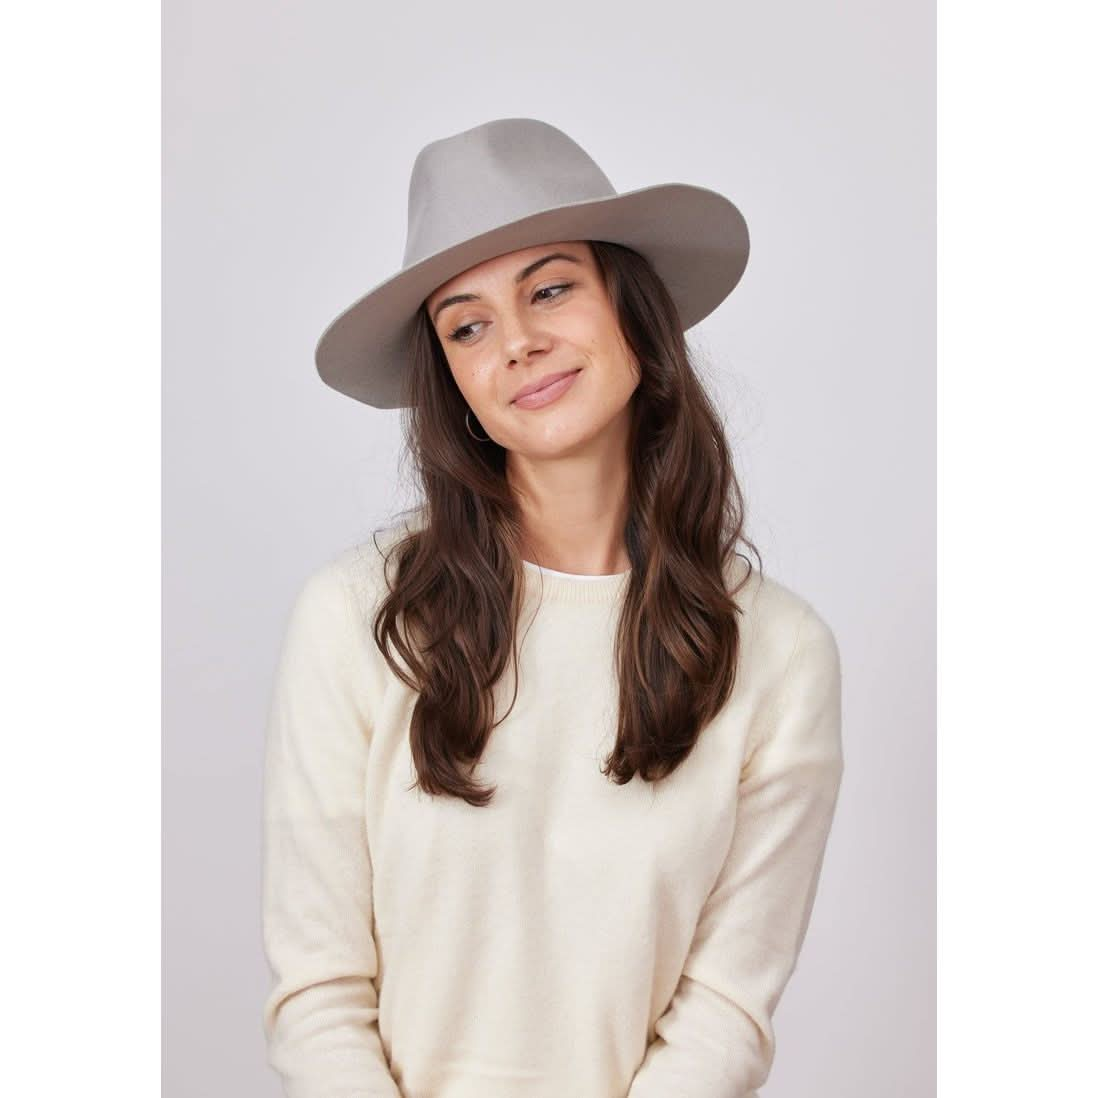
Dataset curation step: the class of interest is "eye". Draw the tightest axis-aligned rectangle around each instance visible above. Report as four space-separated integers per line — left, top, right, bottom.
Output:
446 321 483 344
445 283 573 344
532 281 572 303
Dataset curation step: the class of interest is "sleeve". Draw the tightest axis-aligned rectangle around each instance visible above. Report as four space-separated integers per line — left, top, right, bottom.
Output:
626 602 845 1098
260 559 404 1098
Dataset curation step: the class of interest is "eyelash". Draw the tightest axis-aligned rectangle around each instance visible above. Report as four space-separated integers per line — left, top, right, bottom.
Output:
445 282 574 344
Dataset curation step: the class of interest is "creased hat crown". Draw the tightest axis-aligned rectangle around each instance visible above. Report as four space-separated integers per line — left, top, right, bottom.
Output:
403 118 617 267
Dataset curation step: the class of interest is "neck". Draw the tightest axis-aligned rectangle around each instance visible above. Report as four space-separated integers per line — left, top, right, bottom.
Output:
506 421 632 576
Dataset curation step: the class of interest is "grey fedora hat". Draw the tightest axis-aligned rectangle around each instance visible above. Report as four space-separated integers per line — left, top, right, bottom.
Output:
314 117 750 409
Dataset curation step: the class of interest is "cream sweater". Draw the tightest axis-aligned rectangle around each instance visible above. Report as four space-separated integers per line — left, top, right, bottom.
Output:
260 521 844 1098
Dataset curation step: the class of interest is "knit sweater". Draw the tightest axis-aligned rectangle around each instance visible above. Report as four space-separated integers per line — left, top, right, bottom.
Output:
260 519 844 1098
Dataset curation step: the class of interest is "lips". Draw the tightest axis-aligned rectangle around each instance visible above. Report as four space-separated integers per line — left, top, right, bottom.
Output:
511 369 581 404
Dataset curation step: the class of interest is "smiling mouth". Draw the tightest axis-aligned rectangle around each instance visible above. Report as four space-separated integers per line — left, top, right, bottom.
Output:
511 369 582 404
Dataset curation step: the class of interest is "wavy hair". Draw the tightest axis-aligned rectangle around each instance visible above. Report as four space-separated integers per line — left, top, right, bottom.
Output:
371 240 762 806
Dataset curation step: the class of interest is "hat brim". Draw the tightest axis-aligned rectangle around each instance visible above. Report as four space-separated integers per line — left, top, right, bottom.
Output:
314 182 749 409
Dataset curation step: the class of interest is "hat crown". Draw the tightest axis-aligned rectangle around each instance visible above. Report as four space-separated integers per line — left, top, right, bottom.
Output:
403 118 617 267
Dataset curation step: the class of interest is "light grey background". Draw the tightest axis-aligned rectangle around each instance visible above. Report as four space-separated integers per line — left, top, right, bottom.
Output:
163 2 933 1094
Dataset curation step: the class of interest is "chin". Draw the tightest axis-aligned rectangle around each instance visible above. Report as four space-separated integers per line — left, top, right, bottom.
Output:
524 419 604 457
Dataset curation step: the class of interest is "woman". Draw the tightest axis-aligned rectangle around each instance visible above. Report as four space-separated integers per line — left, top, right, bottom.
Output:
261 118 844 1098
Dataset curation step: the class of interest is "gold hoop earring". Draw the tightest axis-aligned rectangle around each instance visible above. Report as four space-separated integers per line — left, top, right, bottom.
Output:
465 408 491 442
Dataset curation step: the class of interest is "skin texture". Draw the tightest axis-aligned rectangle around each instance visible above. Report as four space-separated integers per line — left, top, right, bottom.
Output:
424 241 639 575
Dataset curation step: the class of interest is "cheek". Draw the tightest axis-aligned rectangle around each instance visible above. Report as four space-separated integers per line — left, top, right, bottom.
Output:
560 305 623 361
448 357 494 404
587 318 639 390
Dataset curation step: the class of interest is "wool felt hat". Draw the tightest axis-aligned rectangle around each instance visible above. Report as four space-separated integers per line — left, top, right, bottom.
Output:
314 117 750 409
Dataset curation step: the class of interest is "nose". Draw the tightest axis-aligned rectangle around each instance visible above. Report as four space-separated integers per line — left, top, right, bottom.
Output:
497 306 549 366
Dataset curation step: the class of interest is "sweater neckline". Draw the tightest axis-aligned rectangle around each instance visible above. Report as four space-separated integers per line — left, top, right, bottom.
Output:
520 558 631 604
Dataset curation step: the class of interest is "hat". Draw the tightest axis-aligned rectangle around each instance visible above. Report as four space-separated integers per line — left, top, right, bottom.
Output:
314 117 750 409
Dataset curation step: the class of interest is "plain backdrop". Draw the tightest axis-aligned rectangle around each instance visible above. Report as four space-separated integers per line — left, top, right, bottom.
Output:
163 1 933 1094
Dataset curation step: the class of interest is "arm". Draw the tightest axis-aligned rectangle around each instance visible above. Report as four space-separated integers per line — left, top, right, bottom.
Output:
260 560 404 1098
627 603 845 1097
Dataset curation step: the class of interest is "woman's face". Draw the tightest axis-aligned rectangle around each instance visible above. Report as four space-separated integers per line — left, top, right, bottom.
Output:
424 241 640 460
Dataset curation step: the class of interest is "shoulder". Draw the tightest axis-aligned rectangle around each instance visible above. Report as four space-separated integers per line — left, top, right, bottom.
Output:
276 511 423 686
726 553 841 691
323 505 427 616
724 558 843 771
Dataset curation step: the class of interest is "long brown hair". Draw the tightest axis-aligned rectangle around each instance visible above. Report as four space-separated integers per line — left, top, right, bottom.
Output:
371 240 762 806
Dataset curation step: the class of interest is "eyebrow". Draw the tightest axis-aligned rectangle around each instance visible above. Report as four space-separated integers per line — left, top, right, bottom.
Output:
429 250 582 326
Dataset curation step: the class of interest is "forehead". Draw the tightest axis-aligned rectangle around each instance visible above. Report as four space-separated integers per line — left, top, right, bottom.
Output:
426 240 591 305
